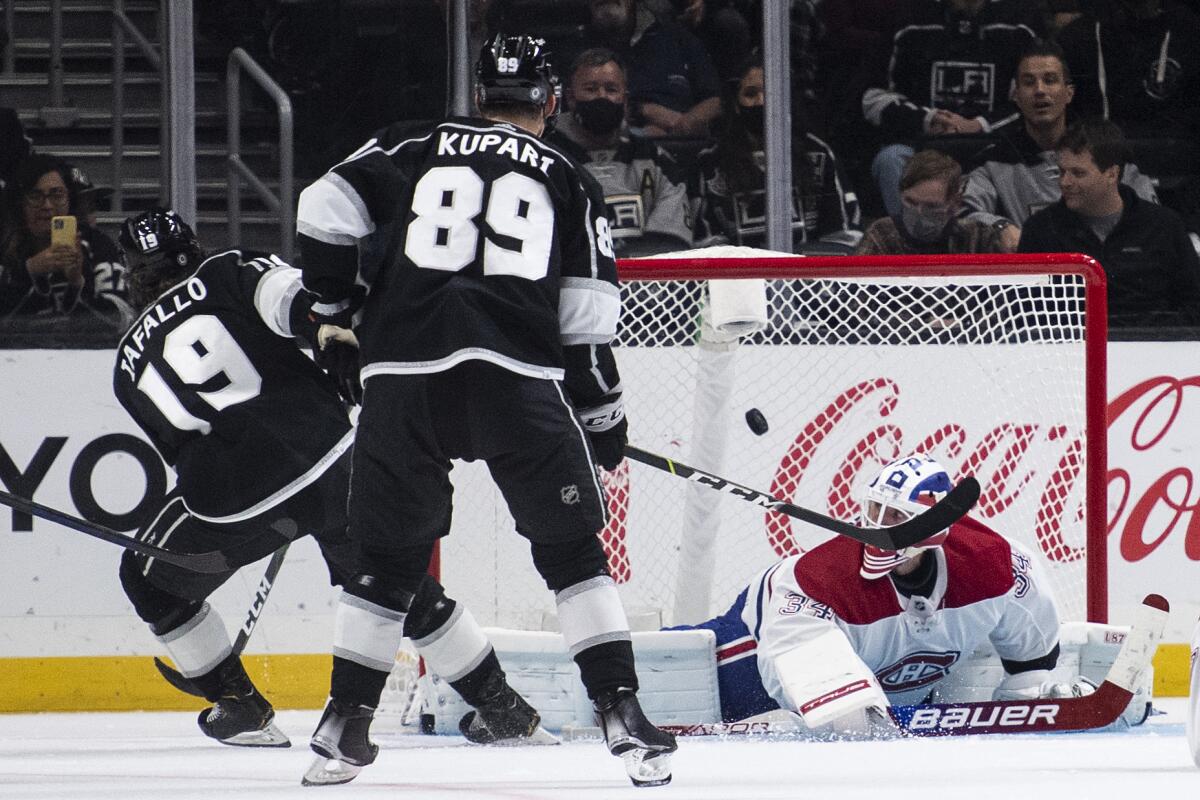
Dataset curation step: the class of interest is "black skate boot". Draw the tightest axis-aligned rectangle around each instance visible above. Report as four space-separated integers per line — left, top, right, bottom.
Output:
458 678 558 746
594 688 678 787
301 700 378 787
196 665 289 748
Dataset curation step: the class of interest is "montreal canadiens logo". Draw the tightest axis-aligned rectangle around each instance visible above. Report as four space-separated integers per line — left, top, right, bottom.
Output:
875 651 960 692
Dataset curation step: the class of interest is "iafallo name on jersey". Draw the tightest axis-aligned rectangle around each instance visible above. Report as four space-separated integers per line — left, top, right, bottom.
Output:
117 277 208 382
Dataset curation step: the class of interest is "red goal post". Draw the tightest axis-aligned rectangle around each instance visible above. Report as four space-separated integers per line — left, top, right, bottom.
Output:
434 251 1108 634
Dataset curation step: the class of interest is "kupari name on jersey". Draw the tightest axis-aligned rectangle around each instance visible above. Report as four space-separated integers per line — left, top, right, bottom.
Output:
118 277 208 382
437 129 557 175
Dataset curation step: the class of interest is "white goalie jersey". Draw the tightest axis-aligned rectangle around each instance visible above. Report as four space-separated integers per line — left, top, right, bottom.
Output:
742 517 1061 710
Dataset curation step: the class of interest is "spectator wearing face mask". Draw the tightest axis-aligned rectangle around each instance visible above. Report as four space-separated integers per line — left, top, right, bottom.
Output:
694 55 862 253
558 0 723 138
548 48 694 253
856 149 1004 254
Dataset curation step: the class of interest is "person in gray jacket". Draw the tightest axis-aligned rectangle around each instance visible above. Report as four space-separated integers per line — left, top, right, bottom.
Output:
548 47 695 254
963 39 1158 252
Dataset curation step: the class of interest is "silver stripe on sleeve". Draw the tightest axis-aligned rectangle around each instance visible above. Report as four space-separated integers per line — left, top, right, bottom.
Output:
555 575 630 658
254 266 304 337
559 277 620 345
332 591 407 672
157 602 234 678
296 173 375 245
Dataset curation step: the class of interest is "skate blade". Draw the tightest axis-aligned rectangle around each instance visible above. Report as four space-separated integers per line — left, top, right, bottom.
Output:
489 725 561 747
218 721 291 748
301 754 363 786
621 749 672 787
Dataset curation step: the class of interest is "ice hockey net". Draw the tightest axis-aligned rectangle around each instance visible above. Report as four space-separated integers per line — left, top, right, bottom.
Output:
382 249 1107 719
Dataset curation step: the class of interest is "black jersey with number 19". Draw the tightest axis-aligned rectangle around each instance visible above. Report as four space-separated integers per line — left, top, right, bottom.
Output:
112 250 353 522
297 117 621 395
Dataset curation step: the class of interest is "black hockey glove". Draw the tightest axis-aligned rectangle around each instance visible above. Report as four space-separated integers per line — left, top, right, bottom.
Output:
314 325 363 407
578 397 628 471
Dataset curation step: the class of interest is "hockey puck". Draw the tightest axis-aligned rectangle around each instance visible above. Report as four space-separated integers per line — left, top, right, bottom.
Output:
745 408 769 436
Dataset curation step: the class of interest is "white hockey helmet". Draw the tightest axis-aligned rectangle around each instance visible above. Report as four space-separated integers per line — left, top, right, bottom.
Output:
859 454 955 580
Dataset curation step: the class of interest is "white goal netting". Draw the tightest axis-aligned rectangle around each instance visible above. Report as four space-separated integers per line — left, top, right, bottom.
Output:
433 251 1106 635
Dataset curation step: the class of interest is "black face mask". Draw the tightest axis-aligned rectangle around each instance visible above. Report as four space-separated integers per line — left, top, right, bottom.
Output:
574 98 625 136
739 104 764 139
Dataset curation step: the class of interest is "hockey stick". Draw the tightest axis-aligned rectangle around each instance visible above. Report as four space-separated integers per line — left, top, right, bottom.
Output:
0 489 231 573
153 544 291 697
623 447 981 550
653 594 1168 739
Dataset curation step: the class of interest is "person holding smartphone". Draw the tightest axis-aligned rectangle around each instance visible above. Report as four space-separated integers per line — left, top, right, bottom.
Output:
0 154 133 330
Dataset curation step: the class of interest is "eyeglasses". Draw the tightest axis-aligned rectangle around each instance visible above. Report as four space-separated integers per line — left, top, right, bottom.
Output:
23 188 69 207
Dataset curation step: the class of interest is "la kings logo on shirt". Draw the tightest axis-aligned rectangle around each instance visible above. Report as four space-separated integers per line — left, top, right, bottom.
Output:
931 61 996 113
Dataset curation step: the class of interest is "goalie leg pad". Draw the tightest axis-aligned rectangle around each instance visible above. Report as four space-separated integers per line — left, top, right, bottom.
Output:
774 627 891 732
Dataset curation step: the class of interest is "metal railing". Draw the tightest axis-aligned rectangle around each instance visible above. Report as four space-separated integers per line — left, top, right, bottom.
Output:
110 0 165 214
226 47 294 261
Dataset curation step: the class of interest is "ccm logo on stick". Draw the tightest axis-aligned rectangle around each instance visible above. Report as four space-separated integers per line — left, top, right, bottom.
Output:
908 703 1060 730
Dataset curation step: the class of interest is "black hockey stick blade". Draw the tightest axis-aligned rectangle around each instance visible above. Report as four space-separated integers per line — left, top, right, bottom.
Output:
624 447 981 550
152 544 291 697
0 489 232 573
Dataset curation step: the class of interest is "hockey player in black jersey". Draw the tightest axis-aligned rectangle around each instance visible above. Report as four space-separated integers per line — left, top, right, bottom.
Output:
112 210 535 756
297 33 677 787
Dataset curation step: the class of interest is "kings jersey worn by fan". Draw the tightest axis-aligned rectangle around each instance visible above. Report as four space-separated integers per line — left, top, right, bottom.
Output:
297 117 618 398
693 516 1059 722
112 250 353 521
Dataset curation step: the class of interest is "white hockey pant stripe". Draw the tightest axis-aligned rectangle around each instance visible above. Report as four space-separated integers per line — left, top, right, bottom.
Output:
411 604 492 682
555 575 631 658
332 591 406 672
156 602 233 678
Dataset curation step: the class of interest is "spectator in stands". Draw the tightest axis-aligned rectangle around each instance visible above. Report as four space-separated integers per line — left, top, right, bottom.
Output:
0 106 30 192
856 149 1004 255
1058 0 1200 140
1019 120 1200 328
0 154 133 328
694 55 861 253
963 39 1159 252
67 165 112 229
561 0 723 138
548 48 694 253
649 0 754 80
862 0 1040 217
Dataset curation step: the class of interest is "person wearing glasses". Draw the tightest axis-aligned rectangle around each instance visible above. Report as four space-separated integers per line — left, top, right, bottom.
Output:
0 154 133 329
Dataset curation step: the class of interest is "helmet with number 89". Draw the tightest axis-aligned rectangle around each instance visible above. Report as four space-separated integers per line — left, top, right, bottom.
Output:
475 33 560 111
859 454 955 579
118 208 205 308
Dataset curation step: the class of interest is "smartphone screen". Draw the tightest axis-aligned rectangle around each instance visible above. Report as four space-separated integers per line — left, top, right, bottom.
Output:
51 215 77 248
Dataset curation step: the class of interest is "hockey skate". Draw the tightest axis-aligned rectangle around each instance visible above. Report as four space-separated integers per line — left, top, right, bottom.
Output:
594 688 678 787
197 684 289 748
302 700 378 787
458 682 560 746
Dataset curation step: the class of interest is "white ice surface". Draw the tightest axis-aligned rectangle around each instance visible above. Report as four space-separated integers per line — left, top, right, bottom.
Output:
1 699 1197 799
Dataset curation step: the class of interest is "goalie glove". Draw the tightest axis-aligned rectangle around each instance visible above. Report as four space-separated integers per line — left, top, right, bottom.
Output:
991 669 1097 701
315 324 363 407
578 394 627 471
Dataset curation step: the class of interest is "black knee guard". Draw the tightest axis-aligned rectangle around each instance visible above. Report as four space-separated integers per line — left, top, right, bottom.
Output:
355 542 436 589
119 549 202 632
344 573 418 615
530 536 610 592
405 576 456 640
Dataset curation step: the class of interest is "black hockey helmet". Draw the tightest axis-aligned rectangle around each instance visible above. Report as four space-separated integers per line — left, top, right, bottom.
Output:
475 33 560 110
119 208 205 306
